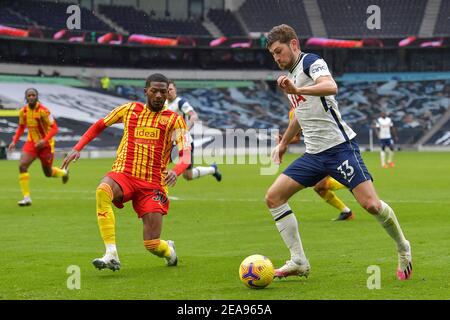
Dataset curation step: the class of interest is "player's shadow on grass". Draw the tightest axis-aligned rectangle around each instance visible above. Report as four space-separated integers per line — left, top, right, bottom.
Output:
93 265 185 279
273 278 310 284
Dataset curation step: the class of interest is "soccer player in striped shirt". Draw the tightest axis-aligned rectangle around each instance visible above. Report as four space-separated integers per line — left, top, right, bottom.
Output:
62 74 191 271
8 88 69 206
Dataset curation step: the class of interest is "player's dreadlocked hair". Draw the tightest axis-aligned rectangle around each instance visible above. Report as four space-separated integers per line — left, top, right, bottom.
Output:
266 24 299 48
145 73 169 88
25 88 39 100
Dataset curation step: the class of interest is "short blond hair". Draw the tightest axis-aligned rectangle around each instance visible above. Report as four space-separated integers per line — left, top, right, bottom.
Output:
266 24 298 48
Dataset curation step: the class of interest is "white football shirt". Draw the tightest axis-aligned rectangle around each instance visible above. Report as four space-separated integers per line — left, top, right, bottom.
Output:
166 96 195 130
376 117 393 139
167 97 194 117
287 53 356 154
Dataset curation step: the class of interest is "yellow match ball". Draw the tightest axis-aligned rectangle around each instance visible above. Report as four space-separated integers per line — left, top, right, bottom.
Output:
239 254 275 289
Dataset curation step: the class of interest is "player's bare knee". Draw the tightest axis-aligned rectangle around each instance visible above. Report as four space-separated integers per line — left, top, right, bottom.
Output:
265 191 283 208
313 185 327 197
361 199 381 214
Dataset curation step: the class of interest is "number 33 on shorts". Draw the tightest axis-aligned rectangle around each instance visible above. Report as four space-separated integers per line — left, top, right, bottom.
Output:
337 160 355 183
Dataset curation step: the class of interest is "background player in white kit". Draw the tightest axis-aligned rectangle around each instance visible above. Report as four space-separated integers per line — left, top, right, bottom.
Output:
167 80 222 182
265 24 412 281
375 112 397 168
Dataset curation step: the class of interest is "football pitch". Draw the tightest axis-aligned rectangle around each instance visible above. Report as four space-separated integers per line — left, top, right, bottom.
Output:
0 151 449 300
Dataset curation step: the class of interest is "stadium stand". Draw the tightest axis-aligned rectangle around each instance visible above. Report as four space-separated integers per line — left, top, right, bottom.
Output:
98 4 210 36
317 0 427 38
337 78 450 144
0 7 31 29
103 77 450 145
98 4 151 35
426 119 450 146
146 18 210 36
0 115 123 149
207 9 247 36
434 0 450 36
7 0 112 32
238 0 313 37
0 74 449 148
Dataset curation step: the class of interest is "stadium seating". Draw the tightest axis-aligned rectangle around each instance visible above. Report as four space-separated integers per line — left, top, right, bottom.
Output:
99 4 210 36
426 119 450 146
238 0 312 37
8 0 112 32
1 75 449 147
207 9 247 36
0 8 31 28
111 81 289 130
337 78 450 144
108 78 450 145
98 5 152 35
146 18 210 36
434 0 450 36
317 0 427 38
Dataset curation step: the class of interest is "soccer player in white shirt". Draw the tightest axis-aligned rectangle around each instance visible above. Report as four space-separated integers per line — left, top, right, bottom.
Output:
375 112 397 168
167 80 222 182
266 24 412 280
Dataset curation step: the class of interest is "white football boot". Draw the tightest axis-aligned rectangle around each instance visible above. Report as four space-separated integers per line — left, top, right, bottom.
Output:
274 259 310 278
397 240 412 280
92 251 121 271
166 240 178 266
18 196 32 207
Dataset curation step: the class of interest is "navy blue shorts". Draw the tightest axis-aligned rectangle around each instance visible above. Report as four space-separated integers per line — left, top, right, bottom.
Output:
283 140 372 190
380 138 394 151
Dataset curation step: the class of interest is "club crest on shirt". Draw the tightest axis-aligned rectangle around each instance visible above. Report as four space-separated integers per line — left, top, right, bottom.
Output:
159 115 170 126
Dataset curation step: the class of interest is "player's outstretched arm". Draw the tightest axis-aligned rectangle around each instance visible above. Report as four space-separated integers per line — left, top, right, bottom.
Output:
165 146 192 187
9 124 25 150
36 121 59 150
61 119 107 169
61 149 80 170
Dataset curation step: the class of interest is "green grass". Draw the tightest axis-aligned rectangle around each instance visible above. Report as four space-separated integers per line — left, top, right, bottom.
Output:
0 152 449 300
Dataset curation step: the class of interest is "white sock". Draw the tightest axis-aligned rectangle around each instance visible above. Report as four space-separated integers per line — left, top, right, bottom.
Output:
387 149 394 163
342 207 351 213
192 166 215 179
270 203 307 265
380 150 386 166
106 244 117 255
374 200 408 252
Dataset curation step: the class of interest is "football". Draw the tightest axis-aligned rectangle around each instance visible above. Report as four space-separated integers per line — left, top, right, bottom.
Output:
239 254 275 289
